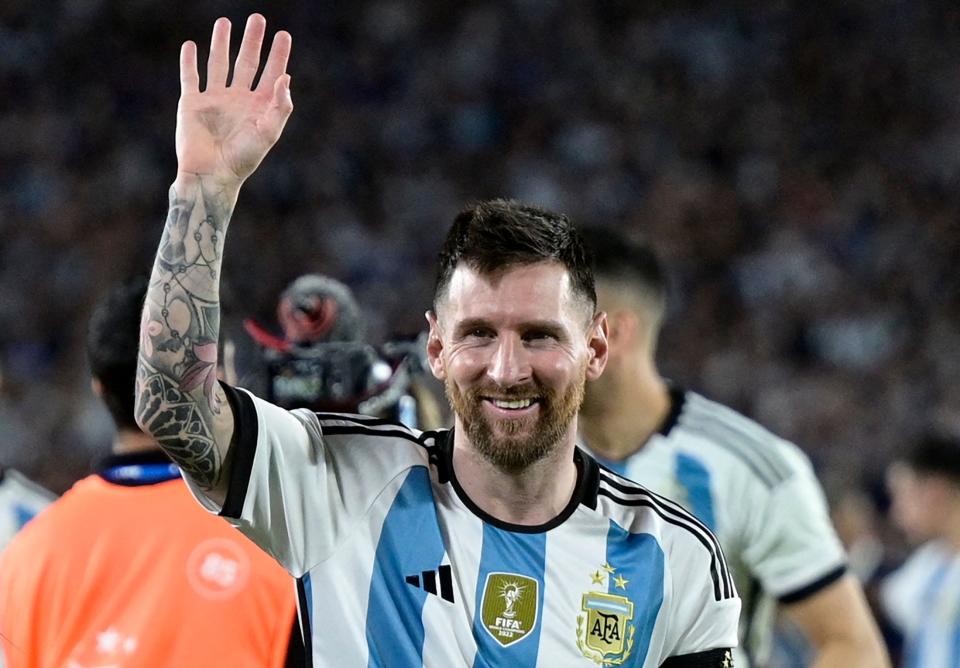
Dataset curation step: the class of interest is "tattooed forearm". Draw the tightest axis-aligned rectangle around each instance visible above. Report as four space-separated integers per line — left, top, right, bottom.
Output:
135 175 239 491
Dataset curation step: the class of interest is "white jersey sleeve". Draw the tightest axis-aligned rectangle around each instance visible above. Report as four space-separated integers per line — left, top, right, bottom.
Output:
658 500 741 658
185 385 427 576
740 444 847 600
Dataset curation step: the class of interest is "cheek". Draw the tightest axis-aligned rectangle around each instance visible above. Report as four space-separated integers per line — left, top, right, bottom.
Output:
446 347 489 381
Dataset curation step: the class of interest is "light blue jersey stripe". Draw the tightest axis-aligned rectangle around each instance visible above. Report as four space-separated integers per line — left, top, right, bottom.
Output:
605 523 664 667
13 504 37 530
675 453 716 531
472 526 546 667
907 557 953 668
366 467 445 668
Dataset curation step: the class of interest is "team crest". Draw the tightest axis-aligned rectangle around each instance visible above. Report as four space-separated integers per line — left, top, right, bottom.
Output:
480 572 539 646
576 563 636 665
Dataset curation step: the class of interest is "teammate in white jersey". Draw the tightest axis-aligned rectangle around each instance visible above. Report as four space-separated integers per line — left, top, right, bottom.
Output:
883 430 960 668
578 226 889 667
134 14 740 666
0 467 55 551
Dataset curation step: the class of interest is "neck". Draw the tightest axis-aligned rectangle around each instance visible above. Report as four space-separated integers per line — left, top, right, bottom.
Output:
580 353 670 461
943 500 960 552
112 429 164 456
451 422 579 526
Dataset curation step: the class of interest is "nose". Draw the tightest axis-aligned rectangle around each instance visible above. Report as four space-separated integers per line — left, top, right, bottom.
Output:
487 334 531 387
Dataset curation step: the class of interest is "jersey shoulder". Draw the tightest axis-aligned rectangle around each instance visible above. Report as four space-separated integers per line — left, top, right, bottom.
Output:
594 466 737 603
669 390 814 489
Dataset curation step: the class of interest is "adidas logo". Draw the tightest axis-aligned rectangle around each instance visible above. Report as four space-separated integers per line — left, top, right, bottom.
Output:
405 564 455 602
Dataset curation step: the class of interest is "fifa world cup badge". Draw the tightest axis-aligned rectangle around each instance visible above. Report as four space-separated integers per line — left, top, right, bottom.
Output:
576 562 637 665
480 572 540 646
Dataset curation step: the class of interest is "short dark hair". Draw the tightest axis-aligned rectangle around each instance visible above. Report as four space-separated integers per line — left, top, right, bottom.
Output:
580 225 667 313
87 276 148 431
903 430 960 484
434 199 596 313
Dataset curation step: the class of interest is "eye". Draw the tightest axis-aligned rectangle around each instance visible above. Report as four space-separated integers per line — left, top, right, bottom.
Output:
466 327 495 339
522 330 558 343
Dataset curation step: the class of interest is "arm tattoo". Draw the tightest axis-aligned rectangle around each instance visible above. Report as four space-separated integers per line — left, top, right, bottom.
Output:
136 178 235 490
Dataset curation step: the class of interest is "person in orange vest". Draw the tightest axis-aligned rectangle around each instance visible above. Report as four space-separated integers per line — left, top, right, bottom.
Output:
0 277 303 668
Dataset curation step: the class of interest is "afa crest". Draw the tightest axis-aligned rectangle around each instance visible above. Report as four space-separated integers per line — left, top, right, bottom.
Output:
576 563 636 665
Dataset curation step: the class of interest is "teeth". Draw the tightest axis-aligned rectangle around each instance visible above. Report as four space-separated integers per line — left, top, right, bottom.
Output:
491 398 533 410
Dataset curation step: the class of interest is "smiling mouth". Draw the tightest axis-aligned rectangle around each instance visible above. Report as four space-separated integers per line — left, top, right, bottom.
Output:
484 397 538 410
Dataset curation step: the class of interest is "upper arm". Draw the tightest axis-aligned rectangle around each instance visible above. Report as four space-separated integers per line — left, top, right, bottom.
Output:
782 574 889 663
135 359 236 506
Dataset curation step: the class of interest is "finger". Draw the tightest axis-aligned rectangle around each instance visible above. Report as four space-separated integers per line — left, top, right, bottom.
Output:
260 74 294 144
255 30 292 93
232 14 266 89
179 41 200 94
206 17 231 90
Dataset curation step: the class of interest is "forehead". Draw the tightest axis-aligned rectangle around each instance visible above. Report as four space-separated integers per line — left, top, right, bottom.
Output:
440 262 582 326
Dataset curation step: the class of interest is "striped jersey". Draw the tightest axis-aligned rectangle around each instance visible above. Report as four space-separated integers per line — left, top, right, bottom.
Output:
0 468 55 551
188 385 741 667
585 389 846 667
881 541 960 668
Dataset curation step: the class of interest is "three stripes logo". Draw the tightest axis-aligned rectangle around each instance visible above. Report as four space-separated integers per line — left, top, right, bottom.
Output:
405 564 455 602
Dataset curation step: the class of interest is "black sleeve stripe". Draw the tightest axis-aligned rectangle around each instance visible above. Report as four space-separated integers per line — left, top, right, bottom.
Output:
296 576 314 667
678 420 779 489
219 383 259 520
660 648 734 667
319 424 432 449
598 488 732 602
602 472 736 598
778 564 847 604
599 474 735 599
313 412 407 428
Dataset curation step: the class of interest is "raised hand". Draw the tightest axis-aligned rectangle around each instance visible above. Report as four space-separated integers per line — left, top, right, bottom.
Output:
176 14 293 184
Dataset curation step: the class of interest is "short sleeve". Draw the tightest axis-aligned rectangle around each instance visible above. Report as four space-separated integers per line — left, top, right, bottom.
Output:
740 451 847 602
184 385 425 577
665 526 741 658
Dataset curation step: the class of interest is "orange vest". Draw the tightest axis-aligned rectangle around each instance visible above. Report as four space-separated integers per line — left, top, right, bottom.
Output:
0 473 296 668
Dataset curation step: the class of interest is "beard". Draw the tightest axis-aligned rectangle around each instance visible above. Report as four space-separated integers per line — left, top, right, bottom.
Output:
446 367 587 473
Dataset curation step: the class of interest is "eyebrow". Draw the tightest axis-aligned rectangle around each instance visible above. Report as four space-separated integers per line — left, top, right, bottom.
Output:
452 317 568 339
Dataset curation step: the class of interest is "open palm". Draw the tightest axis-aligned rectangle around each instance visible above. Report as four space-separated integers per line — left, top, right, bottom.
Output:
176 14 293 183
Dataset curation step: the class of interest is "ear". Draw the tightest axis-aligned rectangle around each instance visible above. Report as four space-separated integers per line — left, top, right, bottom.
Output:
585 312 609 381
91 378 104 397
425 310 446 381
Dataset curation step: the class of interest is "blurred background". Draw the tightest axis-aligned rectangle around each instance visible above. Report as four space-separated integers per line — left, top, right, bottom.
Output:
1 0 958 525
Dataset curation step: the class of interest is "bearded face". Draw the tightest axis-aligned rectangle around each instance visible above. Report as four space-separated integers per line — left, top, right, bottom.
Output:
446 361 587 472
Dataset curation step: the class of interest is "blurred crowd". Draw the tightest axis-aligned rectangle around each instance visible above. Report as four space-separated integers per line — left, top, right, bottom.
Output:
1 0 958 512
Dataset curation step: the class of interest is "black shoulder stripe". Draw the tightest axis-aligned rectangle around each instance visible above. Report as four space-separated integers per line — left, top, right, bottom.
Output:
320 424 427 447
683 396 794 483
597 487 727 602
313 412 406 428
599 473 734 597
679 417 780 489
600 474 719 545
599 473 734 600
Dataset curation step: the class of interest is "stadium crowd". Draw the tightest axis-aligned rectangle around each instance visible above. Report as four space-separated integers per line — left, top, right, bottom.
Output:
0 0 958 638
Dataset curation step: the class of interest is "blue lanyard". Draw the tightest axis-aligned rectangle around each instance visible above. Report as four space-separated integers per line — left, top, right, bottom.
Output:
100 463 181 485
